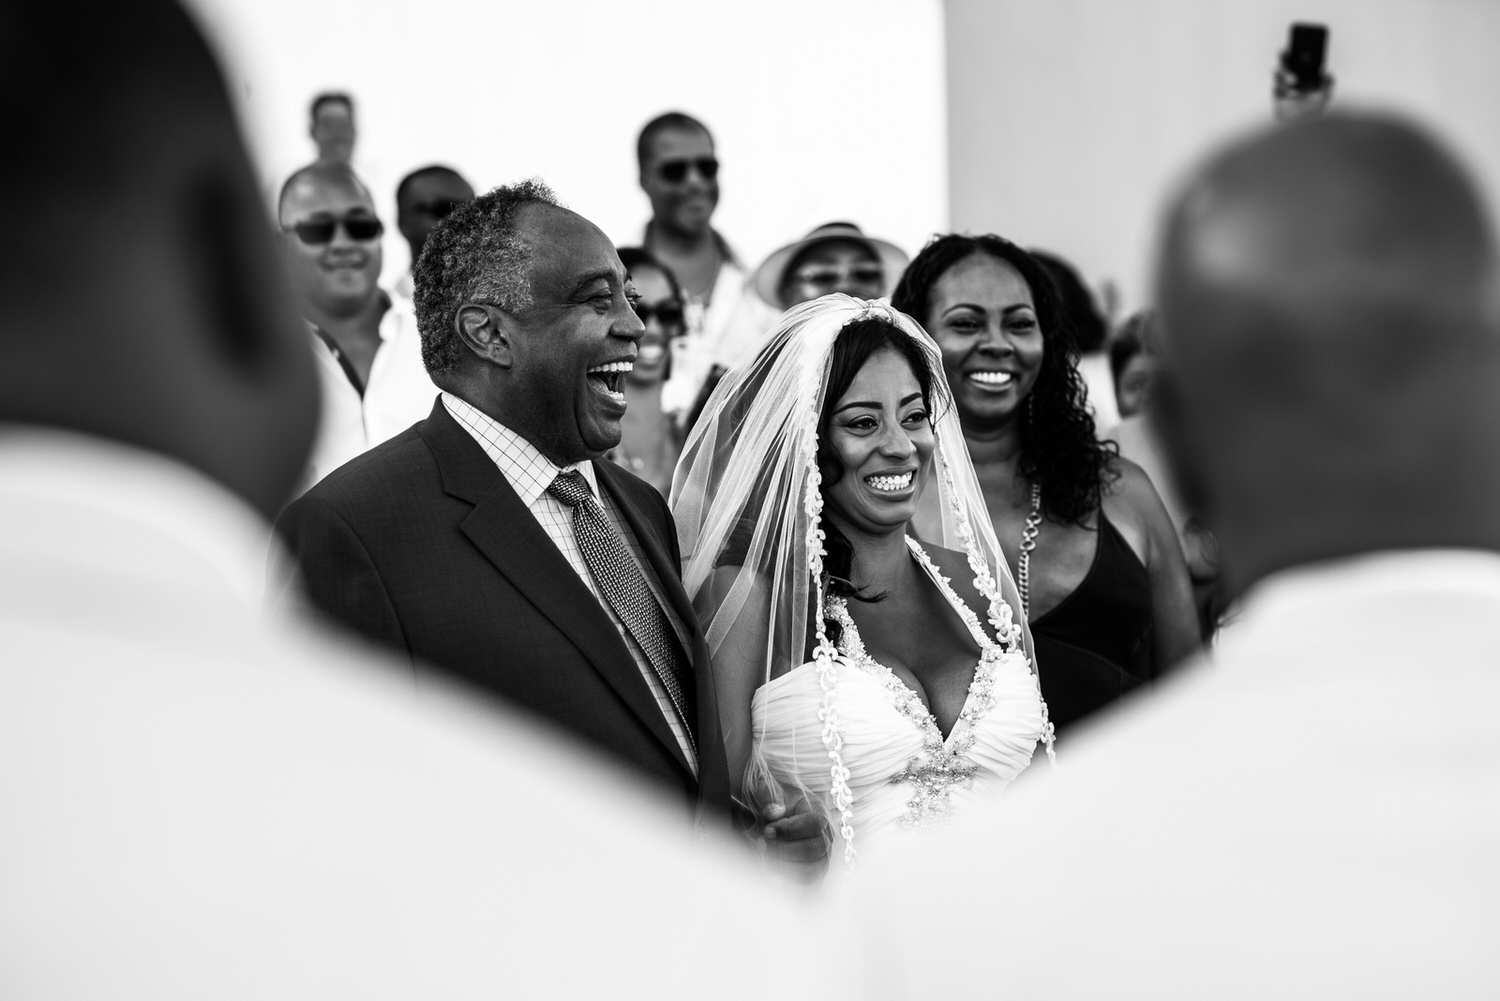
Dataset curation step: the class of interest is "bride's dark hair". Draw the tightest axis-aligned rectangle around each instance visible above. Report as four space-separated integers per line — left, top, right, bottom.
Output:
814 315 940 644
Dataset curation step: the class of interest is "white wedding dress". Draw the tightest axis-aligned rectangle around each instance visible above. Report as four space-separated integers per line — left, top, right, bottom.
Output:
751 537 1046 871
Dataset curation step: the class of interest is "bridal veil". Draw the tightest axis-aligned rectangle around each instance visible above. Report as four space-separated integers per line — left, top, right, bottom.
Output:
671 294 1039 864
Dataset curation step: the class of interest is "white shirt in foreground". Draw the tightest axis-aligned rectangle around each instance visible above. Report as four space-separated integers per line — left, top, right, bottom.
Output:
0 428 837 1000
848 549 1500 999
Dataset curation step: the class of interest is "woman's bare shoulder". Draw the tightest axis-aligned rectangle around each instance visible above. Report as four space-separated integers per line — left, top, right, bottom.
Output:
1103 455 1169 517
1102 455 1181 565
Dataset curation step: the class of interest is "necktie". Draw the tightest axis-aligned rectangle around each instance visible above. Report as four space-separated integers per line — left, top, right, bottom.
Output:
548 471 697 751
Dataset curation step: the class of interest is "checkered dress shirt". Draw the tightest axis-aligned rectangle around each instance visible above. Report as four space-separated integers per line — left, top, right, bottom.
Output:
442 393 698 774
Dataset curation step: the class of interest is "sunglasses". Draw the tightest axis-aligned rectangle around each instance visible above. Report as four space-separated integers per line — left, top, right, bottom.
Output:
285 215 384 246
789 264 884 288
657 157 719 183
632 300 686 330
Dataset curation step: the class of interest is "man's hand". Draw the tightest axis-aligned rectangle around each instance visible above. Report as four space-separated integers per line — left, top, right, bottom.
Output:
759 802 831 882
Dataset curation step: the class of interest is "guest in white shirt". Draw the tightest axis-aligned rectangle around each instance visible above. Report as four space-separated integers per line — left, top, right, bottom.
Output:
0 5 842 997
279 163 439 492
637 112 777 416
849 110 1500 999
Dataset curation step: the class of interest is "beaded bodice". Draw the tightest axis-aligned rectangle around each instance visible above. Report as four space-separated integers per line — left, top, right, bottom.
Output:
751 538 1049 867
824 540 1012 827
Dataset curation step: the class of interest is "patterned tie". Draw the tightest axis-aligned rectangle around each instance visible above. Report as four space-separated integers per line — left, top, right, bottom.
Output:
548 470 697 751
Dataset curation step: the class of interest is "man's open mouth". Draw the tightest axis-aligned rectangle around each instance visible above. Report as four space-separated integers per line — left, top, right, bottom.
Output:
586 360 633 397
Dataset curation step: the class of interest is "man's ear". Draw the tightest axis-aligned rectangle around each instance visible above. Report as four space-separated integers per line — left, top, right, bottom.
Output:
455 303 513 368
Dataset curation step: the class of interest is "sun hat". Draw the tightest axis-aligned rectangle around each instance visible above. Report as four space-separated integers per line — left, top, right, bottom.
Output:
750 222 909 307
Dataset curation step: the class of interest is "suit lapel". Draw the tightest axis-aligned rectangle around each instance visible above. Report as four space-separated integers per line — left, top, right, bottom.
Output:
417 403 693 777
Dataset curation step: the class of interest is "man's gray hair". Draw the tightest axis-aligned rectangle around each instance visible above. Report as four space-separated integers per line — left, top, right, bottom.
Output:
413 177 559 381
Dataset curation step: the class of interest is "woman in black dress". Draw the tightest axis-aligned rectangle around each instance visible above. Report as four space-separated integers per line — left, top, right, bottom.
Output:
893 235 1199 734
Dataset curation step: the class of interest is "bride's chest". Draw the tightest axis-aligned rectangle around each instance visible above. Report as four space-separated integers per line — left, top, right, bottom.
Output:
842 596 979 733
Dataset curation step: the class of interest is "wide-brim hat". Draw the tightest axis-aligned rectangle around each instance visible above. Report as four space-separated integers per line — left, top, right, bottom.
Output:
751 222 910 307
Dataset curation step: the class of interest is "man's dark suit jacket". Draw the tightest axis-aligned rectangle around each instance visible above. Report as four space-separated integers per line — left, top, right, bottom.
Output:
275 399 731 816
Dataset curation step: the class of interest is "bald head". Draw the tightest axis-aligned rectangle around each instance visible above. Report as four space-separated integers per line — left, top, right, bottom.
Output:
1155 112 1500 591
278 163 374 225
0 0 317 518
1162 113 1497 347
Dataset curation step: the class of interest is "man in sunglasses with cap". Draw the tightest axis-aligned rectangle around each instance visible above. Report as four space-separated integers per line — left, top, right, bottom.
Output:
637 112 776 422
280 163 440 493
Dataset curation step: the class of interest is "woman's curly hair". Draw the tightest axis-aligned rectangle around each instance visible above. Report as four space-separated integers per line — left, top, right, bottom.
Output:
891 234 1117 526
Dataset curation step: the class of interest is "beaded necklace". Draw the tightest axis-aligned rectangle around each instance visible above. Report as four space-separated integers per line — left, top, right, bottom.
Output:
1016 482 1043 615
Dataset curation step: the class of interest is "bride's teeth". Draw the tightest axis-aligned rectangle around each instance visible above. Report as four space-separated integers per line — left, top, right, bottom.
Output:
866 471 914 492
587 361 634 374
968 371 1014 386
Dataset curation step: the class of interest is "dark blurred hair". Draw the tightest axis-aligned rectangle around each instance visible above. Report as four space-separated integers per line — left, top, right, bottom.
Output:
413 178 558 383
309 92 352 120
1 0 241 307
892 233 1116 526
1110 309 1157 386
395 164 467 208
636 111 711 169
616 246 681 381
1029 249 1107 354
616 246 684 304
815 316 939 633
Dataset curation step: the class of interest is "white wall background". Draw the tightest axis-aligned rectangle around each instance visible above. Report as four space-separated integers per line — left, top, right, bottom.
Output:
946 0 1500 317
187 0 948 286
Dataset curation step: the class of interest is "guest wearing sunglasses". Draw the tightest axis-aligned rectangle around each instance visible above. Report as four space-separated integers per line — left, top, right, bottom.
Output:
278 163 439 494
393 164 475 304
750 222 908 311
637 112 776 423
611 248 687 498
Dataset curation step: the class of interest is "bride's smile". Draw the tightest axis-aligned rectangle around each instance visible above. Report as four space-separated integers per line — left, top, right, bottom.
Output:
822 346 935 536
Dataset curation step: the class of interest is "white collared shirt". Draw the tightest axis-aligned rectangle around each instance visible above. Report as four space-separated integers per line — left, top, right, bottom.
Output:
659 242 780 418
299 294 440 494
441 393 698 774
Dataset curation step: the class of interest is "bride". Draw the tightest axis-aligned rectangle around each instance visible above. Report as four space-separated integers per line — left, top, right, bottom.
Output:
672 295 1053 877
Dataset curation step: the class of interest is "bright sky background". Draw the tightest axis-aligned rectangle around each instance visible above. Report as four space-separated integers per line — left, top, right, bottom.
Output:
946 0 1500 313
187 0 1500 313
187 0 948 287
